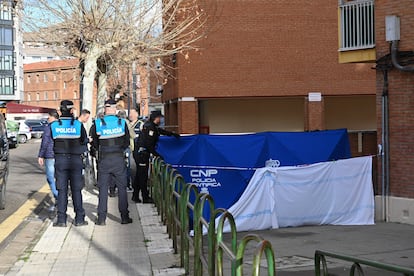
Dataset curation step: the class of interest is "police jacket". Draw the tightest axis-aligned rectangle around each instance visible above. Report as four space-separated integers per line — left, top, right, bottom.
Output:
135 120 174 157
50 116 88 155
90 114 130 154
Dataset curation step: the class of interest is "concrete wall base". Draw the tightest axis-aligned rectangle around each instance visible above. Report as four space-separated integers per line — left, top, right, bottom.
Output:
375 195 414 225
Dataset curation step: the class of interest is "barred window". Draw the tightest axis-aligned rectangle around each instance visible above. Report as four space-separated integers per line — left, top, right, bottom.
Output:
339 0 375 51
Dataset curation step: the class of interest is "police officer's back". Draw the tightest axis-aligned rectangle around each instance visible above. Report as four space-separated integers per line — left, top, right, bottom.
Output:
90 99 132 225
50 100 88 227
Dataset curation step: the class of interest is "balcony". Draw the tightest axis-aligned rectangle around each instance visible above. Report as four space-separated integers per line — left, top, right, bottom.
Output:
338 0 376 63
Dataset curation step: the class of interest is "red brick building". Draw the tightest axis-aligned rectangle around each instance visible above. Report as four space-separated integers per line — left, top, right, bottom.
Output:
374 0 414 224
163 0 376 136
23 59 87 115
22 59 161 117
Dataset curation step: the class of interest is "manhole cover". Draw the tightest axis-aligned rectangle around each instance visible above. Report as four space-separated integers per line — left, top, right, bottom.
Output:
246 255 315 269
276 255 315 269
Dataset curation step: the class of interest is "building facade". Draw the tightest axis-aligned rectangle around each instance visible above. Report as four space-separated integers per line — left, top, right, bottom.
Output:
22 59 85 114
374 0 414 224
162 0 376 136
0 0 23 105
336 0 414 224
22 32 68 64
23 59 161 118
106 61 163 118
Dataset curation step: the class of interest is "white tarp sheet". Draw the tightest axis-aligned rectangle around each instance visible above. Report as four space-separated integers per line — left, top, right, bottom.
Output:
218 156 375 233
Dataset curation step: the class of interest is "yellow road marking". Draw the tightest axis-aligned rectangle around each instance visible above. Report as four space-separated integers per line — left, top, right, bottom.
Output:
0 184 49 244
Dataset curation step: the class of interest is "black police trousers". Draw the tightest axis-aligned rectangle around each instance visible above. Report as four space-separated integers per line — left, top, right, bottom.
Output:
97 153 129 221
55 153 85 224
133 151 151 200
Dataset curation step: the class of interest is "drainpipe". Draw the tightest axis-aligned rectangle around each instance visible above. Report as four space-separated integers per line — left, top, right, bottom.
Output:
391 41 414 72
381 69 389 221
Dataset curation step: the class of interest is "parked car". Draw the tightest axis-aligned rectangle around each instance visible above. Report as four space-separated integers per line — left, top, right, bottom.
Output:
6 130 18 148
6 121 32 143
0 113 9 209
25 119 46 138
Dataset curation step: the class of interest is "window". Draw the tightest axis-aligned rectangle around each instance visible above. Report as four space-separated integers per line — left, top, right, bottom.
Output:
0 50 13 70
73 91 77 99
36 93 40 101
44 74 48 82
53 74 57 82
135 74 141 89
156 84 163 95
155 59 162 70
63 81 67 89
27 93 31 101
0 76 13 95
0 3 12 21
54 91 58 100
44 91 48 100
339 0 375 51
0 28 12 46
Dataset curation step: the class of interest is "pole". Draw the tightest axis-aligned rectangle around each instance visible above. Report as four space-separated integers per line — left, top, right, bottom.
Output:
127 68 130 115
79 75 84 111
132 61 137 112
381 69 389 221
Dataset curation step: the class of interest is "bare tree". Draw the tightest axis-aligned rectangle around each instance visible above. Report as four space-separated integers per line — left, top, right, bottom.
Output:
21 0 214 116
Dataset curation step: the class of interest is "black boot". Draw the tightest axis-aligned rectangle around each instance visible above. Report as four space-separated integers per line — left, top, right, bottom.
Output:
121 214 133 224
143 197 154 204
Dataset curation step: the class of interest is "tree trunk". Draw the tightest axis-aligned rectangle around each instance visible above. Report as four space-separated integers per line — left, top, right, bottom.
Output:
96 72 107 116
82 43 102 117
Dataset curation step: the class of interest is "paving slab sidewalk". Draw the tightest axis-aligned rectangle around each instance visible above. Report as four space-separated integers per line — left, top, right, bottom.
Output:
5 188 183 276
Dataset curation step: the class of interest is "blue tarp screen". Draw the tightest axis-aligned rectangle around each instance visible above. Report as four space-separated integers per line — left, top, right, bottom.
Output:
157 129 351 212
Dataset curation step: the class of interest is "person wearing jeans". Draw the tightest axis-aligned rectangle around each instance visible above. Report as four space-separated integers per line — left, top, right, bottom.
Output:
38 110 60 209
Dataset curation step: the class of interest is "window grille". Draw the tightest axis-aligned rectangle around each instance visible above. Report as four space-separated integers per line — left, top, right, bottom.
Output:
339 0 375 51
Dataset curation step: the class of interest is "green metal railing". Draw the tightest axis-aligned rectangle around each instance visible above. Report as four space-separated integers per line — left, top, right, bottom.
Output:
150 157 276 275
315 250 414 276
216 210 276 276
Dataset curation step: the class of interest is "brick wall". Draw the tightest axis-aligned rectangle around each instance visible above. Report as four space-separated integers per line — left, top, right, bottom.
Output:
306 99 325 131
376 0 414 198
22 60 157 117
178 100 198 134
163 0 376 133
23 60 82 113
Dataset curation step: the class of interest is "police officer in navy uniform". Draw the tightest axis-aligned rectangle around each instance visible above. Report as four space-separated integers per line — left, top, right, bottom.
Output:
51 100 88 227
91 99 132 225
133 110 179 203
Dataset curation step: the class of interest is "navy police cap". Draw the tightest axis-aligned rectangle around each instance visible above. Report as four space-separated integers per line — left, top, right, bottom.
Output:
105 99 117 107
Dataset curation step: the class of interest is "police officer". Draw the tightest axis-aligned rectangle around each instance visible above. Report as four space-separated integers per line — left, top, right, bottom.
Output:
132 110 179 203
91 99 132 225
51 100 88 227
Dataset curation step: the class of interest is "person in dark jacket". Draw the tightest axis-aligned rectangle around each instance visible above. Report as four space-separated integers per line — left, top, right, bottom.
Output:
132 110 179 203
38 109 59 210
